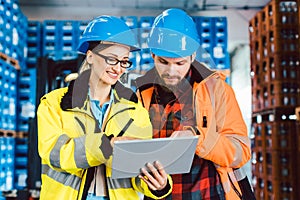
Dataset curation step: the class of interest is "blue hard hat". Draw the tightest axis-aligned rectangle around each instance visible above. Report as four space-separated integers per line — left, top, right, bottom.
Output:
77 15 139 53
148 8 200 58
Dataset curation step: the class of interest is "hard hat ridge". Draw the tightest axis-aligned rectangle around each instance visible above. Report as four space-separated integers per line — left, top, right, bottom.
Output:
148 8 200 58
77 15 139 54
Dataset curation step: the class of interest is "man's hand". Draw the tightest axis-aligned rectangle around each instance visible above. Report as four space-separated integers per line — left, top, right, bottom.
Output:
170 130 194 138
139 161 168 191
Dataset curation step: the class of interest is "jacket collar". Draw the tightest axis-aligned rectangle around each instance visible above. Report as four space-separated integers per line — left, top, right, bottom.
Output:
60 69 138 111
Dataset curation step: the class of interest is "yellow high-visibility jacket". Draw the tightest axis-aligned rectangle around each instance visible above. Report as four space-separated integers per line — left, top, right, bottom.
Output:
135 61 251 200
37 70 172 200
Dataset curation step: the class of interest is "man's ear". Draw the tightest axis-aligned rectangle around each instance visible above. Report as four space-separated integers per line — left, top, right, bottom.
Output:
191 52 196 62
151 53 155 59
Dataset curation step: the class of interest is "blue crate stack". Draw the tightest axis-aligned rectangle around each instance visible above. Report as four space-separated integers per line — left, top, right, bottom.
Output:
212 17 230 70
0 56 18 131
42 20 88 61
0 137 15 191
193 16 230 84
42 20 62 57
0 0 28 70
194 16 230 70
17 68 36 132
14 137 28 190
0 0 31 193
138 16 155 72
121 16 139 71
26 21 42 68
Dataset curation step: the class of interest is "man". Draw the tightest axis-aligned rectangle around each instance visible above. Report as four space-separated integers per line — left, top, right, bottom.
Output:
135 8 251 200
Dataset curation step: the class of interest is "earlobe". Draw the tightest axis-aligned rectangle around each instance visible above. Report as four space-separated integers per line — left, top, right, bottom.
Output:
86 50 93 64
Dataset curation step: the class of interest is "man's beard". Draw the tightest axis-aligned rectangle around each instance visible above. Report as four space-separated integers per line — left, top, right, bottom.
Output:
158 74 181 92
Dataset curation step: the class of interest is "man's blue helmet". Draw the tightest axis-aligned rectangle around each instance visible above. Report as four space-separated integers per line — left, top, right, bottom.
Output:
77 15 139 53
148 8 200 58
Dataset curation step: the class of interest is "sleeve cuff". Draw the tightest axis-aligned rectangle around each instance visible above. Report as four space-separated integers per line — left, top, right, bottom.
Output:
149 179 171 197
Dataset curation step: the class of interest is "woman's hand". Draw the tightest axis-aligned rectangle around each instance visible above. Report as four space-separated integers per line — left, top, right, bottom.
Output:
110 136 137 147
139 161 168 191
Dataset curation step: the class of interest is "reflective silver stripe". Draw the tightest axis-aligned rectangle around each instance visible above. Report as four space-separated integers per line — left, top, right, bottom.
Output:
229 139 243 167
205 79 216 109
225 134 250 167
133 178 145 193
41 164 81 190
233 167 246 181
107 177 132 189
74 136 90 168
50 134 70 168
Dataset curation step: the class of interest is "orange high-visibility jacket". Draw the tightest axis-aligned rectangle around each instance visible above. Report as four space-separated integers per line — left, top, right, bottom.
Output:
135 61 251 200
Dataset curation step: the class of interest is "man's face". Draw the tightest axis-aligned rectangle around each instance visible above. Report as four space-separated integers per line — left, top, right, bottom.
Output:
153 54 193 87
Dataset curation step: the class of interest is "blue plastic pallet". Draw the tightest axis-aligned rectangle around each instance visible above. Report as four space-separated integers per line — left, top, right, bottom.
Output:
0 60 18 130
139 58 154 72
16 68 36 131
139 16 155 28
213 56 230 70
193 16 230 70
42 20 62 56
61 20 80 51
78 20 89 36
15 138 28 156
138 16 155 49
27 21 42 51
14 168 27 190
0 137 15 191
121 16 138 29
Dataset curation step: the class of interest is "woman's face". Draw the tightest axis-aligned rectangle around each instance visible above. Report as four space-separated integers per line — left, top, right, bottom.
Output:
87 43 130 86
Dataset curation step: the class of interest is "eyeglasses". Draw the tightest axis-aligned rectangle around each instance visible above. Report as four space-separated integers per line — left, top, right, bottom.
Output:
93 52 132 69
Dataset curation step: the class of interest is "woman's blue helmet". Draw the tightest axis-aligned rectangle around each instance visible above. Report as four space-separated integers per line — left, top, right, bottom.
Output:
148 8 200 58
77 15 139 54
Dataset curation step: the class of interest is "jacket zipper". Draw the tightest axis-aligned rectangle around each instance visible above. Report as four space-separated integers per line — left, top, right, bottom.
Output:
102 107 136 132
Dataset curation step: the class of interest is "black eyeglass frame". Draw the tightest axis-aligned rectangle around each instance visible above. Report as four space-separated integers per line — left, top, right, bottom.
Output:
92 51 133 69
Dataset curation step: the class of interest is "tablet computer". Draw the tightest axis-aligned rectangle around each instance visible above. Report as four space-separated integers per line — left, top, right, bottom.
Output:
111 136 198 179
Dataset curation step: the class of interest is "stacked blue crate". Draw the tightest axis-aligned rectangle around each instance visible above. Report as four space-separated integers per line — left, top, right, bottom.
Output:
0 137 15 191
194 16 215 64
193 16 230 84
16 68 36 132
0 0 28 70
56 20 80 60
138 16 155 72
42 20 90 61
42 20 63 57
14 138 28 189
121 16 139 71
212 17 230 70
78 20 89 36
61 21 79 52
27 21 42 68
194 16 230 70
0 57 18 131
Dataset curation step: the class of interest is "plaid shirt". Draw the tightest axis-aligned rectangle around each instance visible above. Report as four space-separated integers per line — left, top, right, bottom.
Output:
145 70 225 200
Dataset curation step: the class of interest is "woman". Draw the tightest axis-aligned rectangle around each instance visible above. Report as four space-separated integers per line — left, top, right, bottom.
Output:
37 15 172 200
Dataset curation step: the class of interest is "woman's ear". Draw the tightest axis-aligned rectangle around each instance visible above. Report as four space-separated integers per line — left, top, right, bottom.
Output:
86 50 93 64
